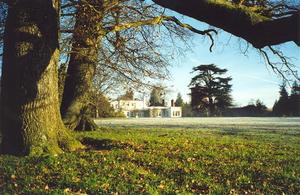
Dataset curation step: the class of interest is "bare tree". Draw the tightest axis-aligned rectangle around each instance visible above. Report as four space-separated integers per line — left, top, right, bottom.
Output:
153 0 300 48
154 0 300 80
59 0 216 130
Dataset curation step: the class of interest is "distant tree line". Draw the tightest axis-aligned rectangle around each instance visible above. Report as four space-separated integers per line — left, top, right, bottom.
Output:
272 82 300 116
183 64 300 117
224 99 268 117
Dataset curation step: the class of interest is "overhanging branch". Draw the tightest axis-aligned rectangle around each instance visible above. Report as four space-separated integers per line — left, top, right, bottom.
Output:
105 15 217 51
153 0 300 48
259 46 299 81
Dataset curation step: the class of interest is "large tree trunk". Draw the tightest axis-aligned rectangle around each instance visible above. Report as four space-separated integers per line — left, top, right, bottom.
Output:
0 0 83 156
60 0 104 131
208 97 215 117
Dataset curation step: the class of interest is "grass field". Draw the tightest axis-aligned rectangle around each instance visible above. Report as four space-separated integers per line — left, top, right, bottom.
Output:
1 117 300 194
95 117 300 130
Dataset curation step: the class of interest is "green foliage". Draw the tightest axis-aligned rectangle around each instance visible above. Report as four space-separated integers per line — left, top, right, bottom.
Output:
230 0 272 17
207 0 270 23
289 81 300 116
96 93 116 118
226 99 268 117
114 110 126 118
175 93 184 107
273 83 289 116
189 64 233 116
273 81 300 116
254 99 268 114
149 86 165 106
182 102 194 117
1 126 299 194
90 92 125 118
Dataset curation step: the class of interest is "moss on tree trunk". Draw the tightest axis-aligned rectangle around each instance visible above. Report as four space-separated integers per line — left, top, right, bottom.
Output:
0 0 83 156
60 0 104 131
153 0 300 48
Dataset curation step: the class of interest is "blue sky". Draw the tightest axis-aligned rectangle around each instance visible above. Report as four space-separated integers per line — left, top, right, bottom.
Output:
0 4 298 109
164 14 300 108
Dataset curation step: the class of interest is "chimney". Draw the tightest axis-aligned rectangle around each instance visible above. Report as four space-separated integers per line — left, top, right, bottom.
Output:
171 99 174 107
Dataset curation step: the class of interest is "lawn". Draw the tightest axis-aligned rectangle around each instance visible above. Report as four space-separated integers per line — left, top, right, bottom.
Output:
1 118 300 194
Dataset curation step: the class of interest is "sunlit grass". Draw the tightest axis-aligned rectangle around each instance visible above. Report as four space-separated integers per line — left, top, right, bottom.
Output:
1 124 299 194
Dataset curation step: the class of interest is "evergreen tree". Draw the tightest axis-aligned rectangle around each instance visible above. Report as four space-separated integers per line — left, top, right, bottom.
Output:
182 102 193 117
175 93 184 107
149 87 164 106
289 81 300 116
272 100 279 116
255 99 268 115
272 83 290 116
189 64 233 116
119 89 134 100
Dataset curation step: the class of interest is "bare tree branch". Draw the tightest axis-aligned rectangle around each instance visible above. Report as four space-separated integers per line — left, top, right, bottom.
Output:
153 0 300 48
104 15 217 51
259 46 299 82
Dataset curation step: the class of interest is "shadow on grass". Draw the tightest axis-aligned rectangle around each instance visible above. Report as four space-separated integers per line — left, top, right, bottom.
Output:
217 128 300 137
217 128 244 136
81 137 132 151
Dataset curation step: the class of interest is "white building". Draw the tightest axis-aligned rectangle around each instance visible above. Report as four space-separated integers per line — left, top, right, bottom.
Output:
110 99 182 118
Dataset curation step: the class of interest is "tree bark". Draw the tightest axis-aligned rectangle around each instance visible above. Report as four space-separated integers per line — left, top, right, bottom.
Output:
153 0 300 48
0 0 83 156
208 97 215 117
60 0 104 131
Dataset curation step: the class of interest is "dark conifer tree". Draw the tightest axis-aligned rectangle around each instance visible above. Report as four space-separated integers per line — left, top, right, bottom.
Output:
189 64 232 116
149 87 164 106
289 81 300 116
273 83 290 116
175 93 184 107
